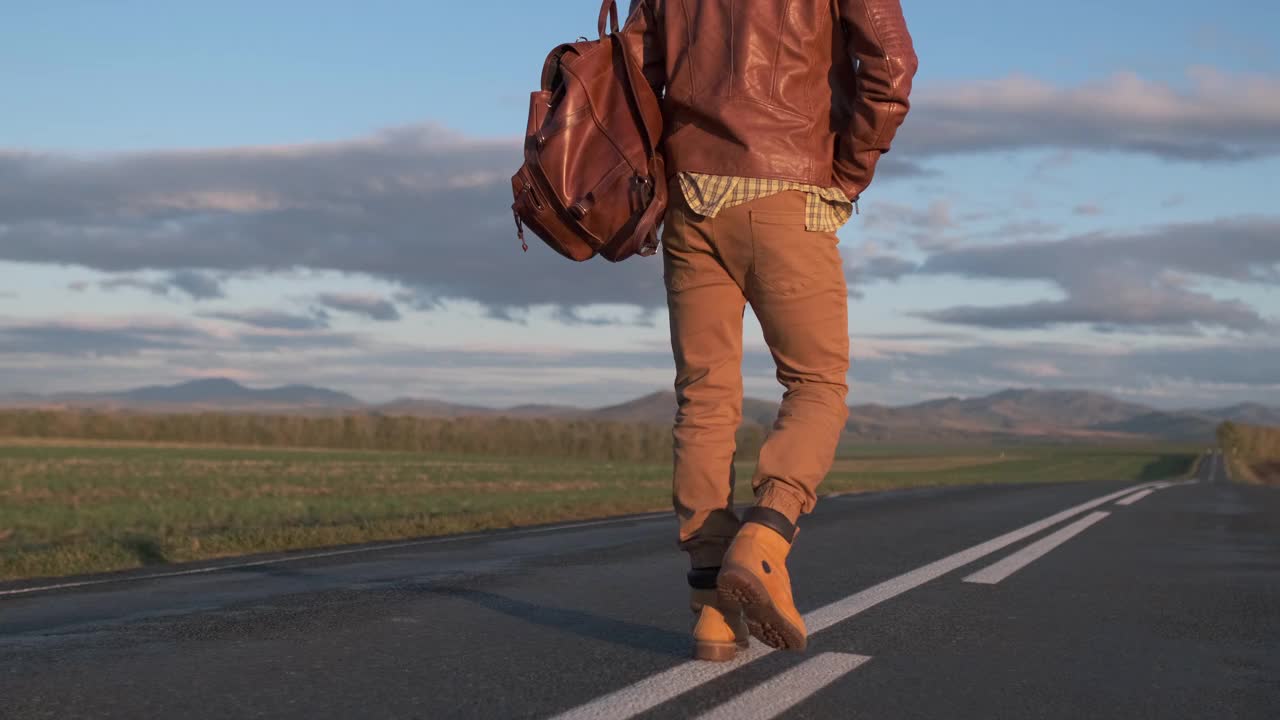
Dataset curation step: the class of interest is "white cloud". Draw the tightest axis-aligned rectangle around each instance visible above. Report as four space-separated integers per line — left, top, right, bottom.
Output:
912 216 1280 332
904 67 1280 162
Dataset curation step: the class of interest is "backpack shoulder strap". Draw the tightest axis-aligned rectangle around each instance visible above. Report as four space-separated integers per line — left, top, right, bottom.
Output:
611 30 662 161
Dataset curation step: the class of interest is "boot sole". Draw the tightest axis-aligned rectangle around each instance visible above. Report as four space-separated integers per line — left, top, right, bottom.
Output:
717 567 807 652
693 640 739 662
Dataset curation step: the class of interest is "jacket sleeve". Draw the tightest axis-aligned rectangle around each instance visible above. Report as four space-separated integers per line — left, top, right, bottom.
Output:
834 0 918 201
624 0 665 98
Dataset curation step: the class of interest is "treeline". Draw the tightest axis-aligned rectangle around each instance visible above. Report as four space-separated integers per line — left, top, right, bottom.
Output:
0 409 766 463
1217 421 1280 484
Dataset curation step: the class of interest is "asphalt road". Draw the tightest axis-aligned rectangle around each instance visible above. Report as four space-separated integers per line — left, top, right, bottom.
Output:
2 452 1276 719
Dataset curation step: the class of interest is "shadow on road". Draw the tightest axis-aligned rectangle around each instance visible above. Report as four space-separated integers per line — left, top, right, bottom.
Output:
427 586 690 659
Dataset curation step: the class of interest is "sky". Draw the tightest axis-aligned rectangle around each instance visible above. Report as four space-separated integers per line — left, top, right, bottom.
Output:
1 0 1278 410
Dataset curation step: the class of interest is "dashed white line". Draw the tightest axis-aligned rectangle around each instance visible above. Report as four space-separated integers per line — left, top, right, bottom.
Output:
550 482 1155 720
693 653 871 720
1115 489 1155 506
963 511 1111 585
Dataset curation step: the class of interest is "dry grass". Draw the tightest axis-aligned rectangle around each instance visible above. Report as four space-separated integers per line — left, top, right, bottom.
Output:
1246 460 1280 484
1217 422 1280 485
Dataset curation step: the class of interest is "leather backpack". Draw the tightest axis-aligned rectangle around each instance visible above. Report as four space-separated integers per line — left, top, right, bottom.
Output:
510 0 667 262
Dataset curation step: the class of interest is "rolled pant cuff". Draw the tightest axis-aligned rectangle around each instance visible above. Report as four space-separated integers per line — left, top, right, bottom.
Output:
754 484 808 525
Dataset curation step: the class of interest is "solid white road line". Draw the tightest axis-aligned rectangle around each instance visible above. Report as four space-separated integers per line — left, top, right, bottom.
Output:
1115 489 1155 506
693 653 872 720
963 511 1111 585
549 482 1155 720
0 513 670 598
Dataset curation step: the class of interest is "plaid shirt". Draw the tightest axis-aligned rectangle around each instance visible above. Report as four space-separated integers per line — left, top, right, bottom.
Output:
677 172 854 233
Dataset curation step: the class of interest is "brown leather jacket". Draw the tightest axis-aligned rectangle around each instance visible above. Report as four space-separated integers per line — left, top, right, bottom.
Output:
624 0 917 202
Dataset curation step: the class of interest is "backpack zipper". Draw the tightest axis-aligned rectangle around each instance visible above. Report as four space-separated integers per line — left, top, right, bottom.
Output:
513 208 528 252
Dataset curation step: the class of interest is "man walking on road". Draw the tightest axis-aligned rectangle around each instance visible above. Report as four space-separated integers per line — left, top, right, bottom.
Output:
624 0 917 661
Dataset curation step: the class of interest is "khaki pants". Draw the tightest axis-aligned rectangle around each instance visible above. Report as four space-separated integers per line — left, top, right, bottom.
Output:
663 187 851 569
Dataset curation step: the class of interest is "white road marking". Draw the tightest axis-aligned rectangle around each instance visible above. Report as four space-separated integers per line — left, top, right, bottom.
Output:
550 482 1155 720
693 653 871 720
1115 489 1155 506
963 511 1111 585
0 513 669 598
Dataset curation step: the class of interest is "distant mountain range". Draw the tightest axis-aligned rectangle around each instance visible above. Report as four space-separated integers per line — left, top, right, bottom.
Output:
3 379 1278 444
0 378 362 413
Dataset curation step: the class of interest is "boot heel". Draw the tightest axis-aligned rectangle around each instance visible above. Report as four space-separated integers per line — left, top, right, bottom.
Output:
693 640 738 662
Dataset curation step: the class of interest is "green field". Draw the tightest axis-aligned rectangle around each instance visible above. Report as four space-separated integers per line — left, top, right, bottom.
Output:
0 440 1196 581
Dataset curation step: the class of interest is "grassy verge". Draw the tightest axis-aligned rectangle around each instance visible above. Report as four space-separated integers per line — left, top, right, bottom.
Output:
0 441 1196 582
1217 421 1280 484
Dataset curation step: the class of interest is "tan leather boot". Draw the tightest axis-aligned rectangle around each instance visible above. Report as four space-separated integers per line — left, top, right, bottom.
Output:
717 511 807 651
690 588 750 661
